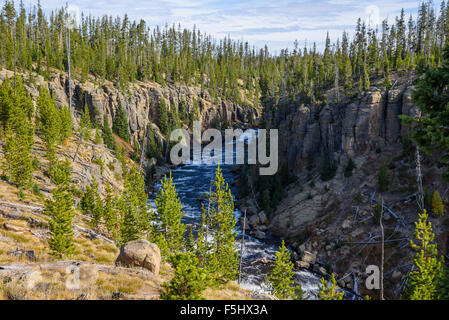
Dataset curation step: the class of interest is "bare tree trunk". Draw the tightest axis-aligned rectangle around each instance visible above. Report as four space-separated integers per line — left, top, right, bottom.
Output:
66 4 73 122
238 209 247 284
139 125 148 173
73 136 82 163
334 51 339 103
380 198 385 300
13 24 16 89
415 145 424 212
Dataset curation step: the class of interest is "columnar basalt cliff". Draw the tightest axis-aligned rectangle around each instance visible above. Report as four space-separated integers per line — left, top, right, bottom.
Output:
0 68 260 144
267 77 418 175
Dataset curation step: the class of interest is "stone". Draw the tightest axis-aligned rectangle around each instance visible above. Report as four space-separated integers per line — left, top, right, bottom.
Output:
258 211 268 224
255 224 268 232
5 270 43 290
338 279 345 288
78 264 99 288
318 267 327 276
248 214 260 226
350 228 364 238
115 240 161 274
252 230 266 240
342 219 351 229
295 261 310 269
300 251 316 264
392 270 402 280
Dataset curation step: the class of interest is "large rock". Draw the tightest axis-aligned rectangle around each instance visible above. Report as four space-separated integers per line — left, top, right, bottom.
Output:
115 240 161 274
258 211 268 224
300 250 317 264
248 214 260 226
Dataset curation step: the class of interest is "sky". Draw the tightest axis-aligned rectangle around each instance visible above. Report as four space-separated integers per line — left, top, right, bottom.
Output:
34 0 433 53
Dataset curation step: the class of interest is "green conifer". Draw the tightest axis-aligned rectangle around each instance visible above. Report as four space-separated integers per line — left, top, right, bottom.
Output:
153 172 186 258
161 252 207 300
403 210 444 300
318 273 344 300
432 190 445 216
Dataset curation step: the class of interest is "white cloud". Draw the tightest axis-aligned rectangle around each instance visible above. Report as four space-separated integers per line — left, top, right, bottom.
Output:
38 0 428 52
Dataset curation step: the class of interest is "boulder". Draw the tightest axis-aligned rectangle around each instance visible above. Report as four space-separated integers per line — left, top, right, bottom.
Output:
392 270 402 280
295 261 310 269
255 224 268 232
3 270 43 291
248 214 260 226
252 230 266 240
300 250 317 264
115 240 161 274
258 211 268 224
78 264 99 288
342 218 351 229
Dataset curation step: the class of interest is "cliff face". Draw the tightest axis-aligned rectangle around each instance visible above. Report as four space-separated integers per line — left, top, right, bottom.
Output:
243 74 449 298
0 68 259 143
270 78 418 174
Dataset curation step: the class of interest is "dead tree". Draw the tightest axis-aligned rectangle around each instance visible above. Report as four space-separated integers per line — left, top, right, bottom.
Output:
238 209 247 284
380 198 385 300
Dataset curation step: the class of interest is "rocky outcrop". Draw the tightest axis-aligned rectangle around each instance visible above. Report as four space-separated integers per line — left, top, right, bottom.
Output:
269 77 417 174
0 68 259 144
115 240 161 275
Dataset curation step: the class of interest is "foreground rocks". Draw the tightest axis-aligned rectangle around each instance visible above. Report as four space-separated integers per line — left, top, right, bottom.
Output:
115 240 161 275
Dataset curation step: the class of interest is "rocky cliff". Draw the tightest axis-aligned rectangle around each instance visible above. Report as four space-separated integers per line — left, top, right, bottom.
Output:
0 68 260 144
238 73 449 299
268 75 417 174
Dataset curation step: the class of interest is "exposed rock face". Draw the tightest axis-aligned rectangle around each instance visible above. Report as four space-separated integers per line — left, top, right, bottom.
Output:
115 240 161 275
269 80 416 174
264 78 419 237
0 69 259 144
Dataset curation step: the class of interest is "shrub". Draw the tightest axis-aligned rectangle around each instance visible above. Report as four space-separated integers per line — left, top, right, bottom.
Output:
432 191 445 216
344 158 356 177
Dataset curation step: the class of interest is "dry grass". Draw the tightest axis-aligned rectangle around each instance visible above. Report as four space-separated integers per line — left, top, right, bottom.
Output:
204 281 254 300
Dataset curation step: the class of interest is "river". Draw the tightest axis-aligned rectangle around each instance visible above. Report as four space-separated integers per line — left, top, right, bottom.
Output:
148 130 323 298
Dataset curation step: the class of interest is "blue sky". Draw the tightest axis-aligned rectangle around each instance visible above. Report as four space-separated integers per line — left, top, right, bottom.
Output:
36 0 431 52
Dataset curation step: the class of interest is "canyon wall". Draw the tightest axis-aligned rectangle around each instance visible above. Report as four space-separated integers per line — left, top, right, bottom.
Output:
268 78 418 174
0 69 259 144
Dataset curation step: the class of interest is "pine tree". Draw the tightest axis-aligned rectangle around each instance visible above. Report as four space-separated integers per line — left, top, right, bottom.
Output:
45 159 75 258
403 210 444 300
112 100 130 142
153 172 186 258
432 191 445 216
2 78 34 188
94 126 102 145
161 252 207 300
400 42 449 182
206 165 239 283
102 114 116 150
103 183 119 241
49 159 72 187
119 165 149 245
318 273 344 300
268 240 305 299
437 266 449 300
344 158 356 177
80 178 103 228
79 104 92 141
37 87 61 159
157 98 169 136
59 105 73 143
